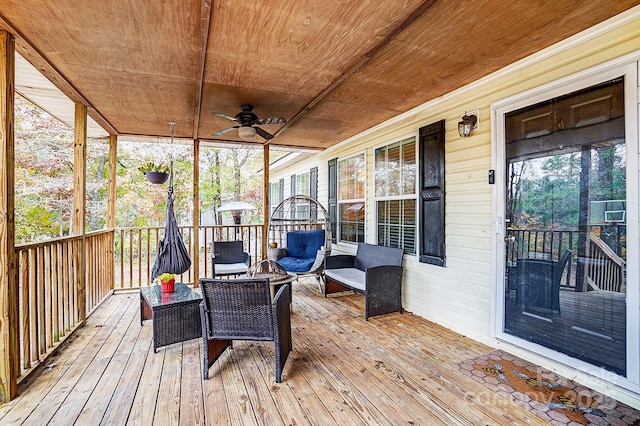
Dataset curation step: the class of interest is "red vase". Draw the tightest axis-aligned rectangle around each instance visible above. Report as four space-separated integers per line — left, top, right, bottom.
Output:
161 278 175 293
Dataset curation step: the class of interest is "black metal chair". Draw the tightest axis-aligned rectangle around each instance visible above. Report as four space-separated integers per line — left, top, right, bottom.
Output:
211 241 250 277
199 277 292 383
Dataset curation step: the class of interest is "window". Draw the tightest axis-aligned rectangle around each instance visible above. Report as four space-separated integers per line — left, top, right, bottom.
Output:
338 153 365 243
328 159 337 243
269 181 281 214
296 172 310 196
375 137 416 254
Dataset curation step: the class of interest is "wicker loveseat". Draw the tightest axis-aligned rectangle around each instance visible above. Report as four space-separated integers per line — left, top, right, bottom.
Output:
324 243 404 320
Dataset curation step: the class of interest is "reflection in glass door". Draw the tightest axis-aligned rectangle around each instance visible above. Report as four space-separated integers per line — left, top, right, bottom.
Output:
503 78 627 375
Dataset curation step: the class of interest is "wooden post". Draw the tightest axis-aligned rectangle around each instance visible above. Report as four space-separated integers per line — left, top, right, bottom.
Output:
106 134 117 229
0 29 18 403
73 103 87 321
106 134 117 291
263 144 269 259
192 139 200 287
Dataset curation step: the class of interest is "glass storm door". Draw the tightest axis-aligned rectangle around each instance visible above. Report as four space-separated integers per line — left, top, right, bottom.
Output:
503 78 627 376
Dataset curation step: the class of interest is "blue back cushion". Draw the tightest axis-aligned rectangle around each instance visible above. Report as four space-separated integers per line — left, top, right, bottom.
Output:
286 230 325 259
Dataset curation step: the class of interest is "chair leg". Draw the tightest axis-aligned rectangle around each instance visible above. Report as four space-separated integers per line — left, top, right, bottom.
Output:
202 339 232 380
315 274 322 293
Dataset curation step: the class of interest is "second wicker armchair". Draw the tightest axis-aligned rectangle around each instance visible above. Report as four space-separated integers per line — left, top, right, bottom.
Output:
199 277 292 383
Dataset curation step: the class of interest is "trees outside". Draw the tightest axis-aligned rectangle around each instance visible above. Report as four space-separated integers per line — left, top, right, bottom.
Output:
14 94 269 244
508 143 625 231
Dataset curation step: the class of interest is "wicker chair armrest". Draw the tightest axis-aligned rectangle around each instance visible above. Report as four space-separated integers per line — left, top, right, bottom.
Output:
199 301 211 338
365 265 403 292
308 248 330 273
325 254 356 270
364 265 404 320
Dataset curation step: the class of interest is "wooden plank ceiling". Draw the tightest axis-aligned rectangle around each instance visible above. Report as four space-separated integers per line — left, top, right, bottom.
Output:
1 0 639 150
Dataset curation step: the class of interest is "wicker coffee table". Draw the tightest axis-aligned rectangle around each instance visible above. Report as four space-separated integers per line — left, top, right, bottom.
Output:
140 283 203 352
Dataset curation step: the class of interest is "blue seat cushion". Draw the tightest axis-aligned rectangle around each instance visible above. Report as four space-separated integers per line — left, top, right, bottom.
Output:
286 230 325 259
278 256 316 273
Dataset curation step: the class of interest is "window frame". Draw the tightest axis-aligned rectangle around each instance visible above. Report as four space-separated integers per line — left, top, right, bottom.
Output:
269 181 281 214
337 151 366 244
374 135 418 255
295 171 311 197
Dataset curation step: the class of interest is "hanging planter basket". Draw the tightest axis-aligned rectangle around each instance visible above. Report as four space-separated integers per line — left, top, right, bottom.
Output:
145 171 169 184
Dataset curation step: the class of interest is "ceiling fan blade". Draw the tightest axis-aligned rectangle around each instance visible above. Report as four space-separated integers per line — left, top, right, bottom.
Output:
212 125 239 136
213 112 238 122
258 116 286 125
255 126 274 140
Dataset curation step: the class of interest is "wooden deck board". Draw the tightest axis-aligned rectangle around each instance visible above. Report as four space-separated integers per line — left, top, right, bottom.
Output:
1 278 556 425
295 283 515 426
0 295 137 425
179 339 205 426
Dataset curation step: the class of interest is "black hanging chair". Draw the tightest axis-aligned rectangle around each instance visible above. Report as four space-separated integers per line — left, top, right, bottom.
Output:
151 123 191 281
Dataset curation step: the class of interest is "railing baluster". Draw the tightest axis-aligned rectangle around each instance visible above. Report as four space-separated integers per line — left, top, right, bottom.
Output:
20 250 29 370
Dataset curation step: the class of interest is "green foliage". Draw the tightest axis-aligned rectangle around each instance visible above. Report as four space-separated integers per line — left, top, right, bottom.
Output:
137 162 170 174
15 204 65 242
157 273 175 282
509 144 626 231
14 93 269 243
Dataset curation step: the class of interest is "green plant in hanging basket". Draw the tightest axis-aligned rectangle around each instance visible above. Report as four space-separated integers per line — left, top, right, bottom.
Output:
138 162 170 174
138 162 170 184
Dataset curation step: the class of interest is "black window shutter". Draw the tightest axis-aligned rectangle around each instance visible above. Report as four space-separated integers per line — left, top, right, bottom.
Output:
310 167 318 200
327 158 337 243
418 120 445 266
278 178 284 204
290 174 296 196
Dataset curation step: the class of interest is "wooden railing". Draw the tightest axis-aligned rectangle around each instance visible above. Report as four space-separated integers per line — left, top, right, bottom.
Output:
114 224 264 289
507 227 626 292
9 224 262 384
14 229 114 380
586 233 626 292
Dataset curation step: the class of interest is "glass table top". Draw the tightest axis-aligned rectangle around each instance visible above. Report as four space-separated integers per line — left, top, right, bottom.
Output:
140 282 202 307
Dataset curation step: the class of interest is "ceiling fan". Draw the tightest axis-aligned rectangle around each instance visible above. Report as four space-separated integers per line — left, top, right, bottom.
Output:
211 104 286 140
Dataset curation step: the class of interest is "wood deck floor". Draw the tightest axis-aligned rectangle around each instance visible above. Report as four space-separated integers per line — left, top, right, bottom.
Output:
0 278 551 425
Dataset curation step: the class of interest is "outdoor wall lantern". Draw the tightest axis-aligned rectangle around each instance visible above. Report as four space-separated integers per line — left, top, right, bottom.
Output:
458 112 478 137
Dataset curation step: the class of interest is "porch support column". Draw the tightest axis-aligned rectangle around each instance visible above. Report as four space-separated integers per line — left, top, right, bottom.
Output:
0 29 18 403
106 134 117 291
73 103 87 321
106 134 117 229
262 144 269 259
192 139 200 287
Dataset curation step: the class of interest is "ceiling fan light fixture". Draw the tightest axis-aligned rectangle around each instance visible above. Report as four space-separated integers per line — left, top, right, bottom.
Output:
238 126 256 140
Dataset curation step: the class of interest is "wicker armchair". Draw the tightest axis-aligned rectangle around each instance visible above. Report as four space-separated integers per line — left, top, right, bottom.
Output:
211 241 251 277
199 277 292 383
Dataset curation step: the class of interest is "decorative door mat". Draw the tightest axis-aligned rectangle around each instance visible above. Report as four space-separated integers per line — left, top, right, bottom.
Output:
456 350 640 425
